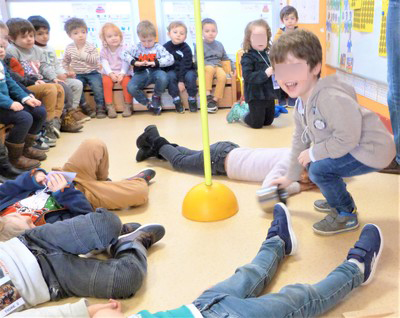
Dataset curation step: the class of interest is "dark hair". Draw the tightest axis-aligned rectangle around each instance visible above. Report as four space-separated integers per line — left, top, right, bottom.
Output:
64 17 87 35
27 15 50 31
280 5 299 21
202 18 217 29
270 29 322 78
6 18 35 40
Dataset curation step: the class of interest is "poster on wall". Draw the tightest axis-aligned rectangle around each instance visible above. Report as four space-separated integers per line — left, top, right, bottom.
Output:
378 0 389 57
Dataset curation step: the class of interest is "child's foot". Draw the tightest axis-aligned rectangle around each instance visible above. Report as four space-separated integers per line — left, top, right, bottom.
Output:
120 222 142 235
150 95 162 115
313 199 331 213
136 125 160 149
173 98 184 113
313 209 359 235
80 103 96 118
60 111 83 133
347 224 383 285
188 98 198 112
127 169 156 184
266 203 297 255
206 95 218 113
72 109 91 123
136 147 157 162
226 102 243 123
96 109 107 119
106 104 117 118
122 103 133 117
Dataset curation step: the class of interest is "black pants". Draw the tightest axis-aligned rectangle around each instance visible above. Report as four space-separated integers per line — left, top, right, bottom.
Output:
244 99 275 129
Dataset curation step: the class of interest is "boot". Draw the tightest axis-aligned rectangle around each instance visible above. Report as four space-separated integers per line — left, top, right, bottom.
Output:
80 102 96 118
23 134 47 161
61 110 84 133
0 143 24 180
122 103 133 117
136 125 160 149
5 141 40 170
152 137 170 156
106 104 117 119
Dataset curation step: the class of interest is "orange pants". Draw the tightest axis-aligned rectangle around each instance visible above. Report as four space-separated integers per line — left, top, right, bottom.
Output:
28 83 65 120
205 65 227 99
62 139 149 209
102 75 133 104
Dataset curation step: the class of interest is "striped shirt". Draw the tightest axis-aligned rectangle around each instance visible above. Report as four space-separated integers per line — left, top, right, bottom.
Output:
62 42 100 74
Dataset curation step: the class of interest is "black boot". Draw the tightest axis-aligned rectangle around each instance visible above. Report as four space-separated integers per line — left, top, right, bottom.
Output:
152 137 170 155
0 142 24 180
136 125 160 149
135 137 170 162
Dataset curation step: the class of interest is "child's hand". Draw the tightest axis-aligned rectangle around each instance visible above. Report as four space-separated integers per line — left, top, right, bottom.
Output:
147 61 156 67
25 98 42 107
270 176 293 189
35 80 46 85
231 70 236 77
298 149 311 167
34 171 47 185
109 72 118 82
178 82 186 92
265 67 273 77
53 78 65 84
67 71 76 78
46 173 68 192
134 61 146 67
57 74 67 81
117 73 124 83
10 102 24 111
88 299 123 318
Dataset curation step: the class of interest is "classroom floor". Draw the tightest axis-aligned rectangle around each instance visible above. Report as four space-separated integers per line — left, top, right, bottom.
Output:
39 108 399 317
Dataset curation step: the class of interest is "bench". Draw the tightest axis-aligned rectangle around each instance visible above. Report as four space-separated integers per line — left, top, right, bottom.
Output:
0 124 12 144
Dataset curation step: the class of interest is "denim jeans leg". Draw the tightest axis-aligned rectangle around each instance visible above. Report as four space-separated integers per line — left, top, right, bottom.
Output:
76 74 89 105
166 70 179 98
0 108 32 143
127 72 151 106
151 70 169 96
387 0 400 163
185 69 198 97
87 72 105 110
26 105 47 135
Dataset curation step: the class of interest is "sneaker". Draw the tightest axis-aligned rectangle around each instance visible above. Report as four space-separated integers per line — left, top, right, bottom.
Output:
52 118 62 137
40 135 56 147
313 210 359 235
80 103 96 118
136 125 160 149
226 102 243 123
206 95 218 113
121 222 142 235
96 109 107 119
44 121 58 140
188 99 198 112
61 111 83 133
313 199 331 213
106 104 117 119
71 109 91 123
173 99 184 113
128 169 156 184
149 95 162 115
33 139 49 152
379 159 400 175
109 224 166 257
266 203 297 255
347 224 383 285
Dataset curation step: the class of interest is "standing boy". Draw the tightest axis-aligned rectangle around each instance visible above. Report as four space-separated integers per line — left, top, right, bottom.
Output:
122 20 174 115
163 21 198 113
270 30 395 235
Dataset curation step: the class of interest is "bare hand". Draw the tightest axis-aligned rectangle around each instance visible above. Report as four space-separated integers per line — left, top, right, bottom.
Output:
117 73 124 83
10 102 24 111
265 67 273 77
46 174 68 192
298 149 311 167
88 299 123 318
134 61 146 67
35 80 46 85
109 72 118 82
178 82 186 92
53 78 65 84
25 98 42 107
270 176 293 189
67 71 76 78
57 74 67 81
34 171 47 185
147 61 156 67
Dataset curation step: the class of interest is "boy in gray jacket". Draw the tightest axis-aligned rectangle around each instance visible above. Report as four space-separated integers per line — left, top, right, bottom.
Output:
269 29 395 235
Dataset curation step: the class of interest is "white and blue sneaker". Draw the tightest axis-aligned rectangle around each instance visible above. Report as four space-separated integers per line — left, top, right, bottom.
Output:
266 203 297 255
347 224 383 285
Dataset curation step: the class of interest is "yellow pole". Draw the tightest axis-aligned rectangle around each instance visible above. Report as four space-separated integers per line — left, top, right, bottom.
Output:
193 0 212 186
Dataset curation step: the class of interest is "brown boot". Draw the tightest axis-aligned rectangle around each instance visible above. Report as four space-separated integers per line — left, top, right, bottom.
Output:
61 110 84 133
5 141 40 170
72 109 91 123
122 103 133 117
106 104 117 118
23 134 47 161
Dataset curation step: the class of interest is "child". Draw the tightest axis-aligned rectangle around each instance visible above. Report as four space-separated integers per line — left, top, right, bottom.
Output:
27 15 89 125
6 18 67 140
0 42 47 171
135 125 316 195
201 18 233 113
227 19 276 129
99 23 133 118
269 29 395 235
63 18 106 119
122 20 174 116
163 21 198 113
0 208 165 315
10 204 383 318
274 5 299 108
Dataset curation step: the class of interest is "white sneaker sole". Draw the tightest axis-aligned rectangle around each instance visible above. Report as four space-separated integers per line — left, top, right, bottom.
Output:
362 224 384 286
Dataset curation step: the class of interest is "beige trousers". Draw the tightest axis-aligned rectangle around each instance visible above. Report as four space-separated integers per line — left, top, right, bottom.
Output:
28 83 65 120
204 65 227 99
62 139 149 209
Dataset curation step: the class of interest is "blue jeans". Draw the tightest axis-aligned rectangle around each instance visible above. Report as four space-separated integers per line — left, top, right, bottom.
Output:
193 236 363 317
159 141 239 175
0 105 46 143
387 0 400 163
76 71 105 111
308 153 377 213
19 209 147 300
127 69 168 106
166 70 198 98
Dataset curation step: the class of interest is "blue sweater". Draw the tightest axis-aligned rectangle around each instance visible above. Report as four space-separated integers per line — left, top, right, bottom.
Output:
0 61 29 110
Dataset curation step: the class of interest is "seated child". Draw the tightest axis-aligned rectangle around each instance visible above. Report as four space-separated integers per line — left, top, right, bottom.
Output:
135 125 316 194
163 21 197 113
6 18 67 140
0 208 165 315
99 23 133 118
122 20 174 116
269 29 395 235
274 5 299 108
201 18 233 113
27 15 89 125
63 18 106 119
228 19 277 128
10 204 383 318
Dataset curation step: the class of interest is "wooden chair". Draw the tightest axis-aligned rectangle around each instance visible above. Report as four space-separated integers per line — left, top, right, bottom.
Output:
235 49 244 100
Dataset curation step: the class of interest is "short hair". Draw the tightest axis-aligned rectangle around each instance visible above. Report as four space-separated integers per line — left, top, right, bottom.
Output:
0 216 27 242
64 17 87 35
6 18 35 40
100 23 123 46
137 20 156 38
270 29 322 78
242 19 272 52
280 5 299 21
202 18 217 29
27 15 50 31
167 21 187 34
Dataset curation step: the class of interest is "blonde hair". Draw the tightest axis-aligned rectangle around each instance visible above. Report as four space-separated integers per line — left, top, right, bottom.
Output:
167 21 187 34
242 19 272 52
99 23 123 47
0 216 27 241
137 20 156 38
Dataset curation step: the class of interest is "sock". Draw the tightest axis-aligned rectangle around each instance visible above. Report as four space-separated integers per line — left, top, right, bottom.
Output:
348 259 365 273
188 96 196 101
173 96 180 102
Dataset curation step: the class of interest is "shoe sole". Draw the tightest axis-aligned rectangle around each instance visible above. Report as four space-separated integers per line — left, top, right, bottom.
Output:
276 202 298 255
313 202 331 213
362 224 384 286
52 127 61 139
313 222 359 236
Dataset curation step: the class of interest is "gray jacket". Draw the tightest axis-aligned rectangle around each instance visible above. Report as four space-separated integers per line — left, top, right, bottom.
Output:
287 75 395 181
